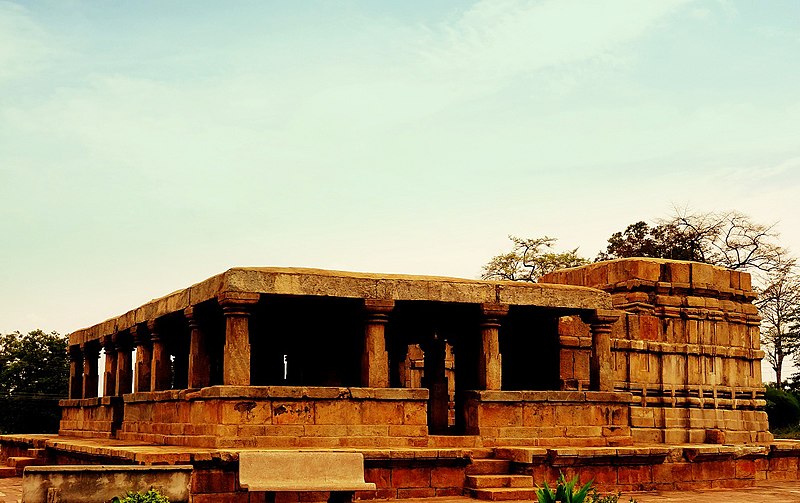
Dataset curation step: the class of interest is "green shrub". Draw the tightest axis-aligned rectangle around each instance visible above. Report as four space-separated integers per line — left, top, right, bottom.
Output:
536 473 636 503
111 489 170 503
537 473 594 503
765 384 800 430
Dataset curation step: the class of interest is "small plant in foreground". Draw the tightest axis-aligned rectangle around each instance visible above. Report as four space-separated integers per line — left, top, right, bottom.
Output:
536 473 637 503
111 488 170 503
588 488 638 503
536 473 593 503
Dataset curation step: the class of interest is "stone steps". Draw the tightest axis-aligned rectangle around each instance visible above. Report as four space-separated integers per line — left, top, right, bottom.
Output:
466 458 512 475
0 446 47 478
466 487 538 501
0 466 17 478
465 455 536 500
8 456 43 475
27 448 46 457
466 474 533 489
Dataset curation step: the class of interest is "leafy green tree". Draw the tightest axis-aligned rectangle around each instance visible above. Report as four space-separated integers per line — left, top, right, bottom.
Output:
0 330 68 433
765 384 800 430
481 236 589 282
597 221 699 262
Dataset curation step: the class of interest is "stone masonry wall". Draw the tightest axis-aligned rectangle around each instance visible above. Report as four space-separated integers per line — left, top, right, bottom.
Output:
59 397 123 439
463 391 632 447
117 386 429 449
541 258 771 444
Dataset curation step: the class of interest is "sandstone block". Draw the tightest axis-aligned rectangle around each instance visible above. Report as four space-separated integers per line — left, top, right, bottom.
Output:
523 404 555 427
617 465 652 485
430 466 465 488
391 467 431 488
666 262 691 284
272 401 314 424
691 263 714 288
403 402 427 425
479 404 522 427
314 401 362 425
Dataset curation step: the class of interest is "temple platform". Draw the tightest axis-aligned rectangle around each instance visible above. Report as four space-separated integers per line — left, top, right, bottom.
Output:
4 434 800 501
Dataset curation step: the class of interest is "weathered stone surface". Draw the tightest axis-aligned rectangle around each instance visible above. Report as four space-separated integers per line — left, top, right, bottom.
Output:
239 451 375 491
70 267 611 345
22 465 192 503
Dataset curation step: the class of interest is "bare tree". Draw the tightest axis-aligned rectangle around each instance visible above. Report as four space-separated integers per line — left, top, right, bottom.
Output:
481 236 588 282
755 262 800 387
666 208 787 273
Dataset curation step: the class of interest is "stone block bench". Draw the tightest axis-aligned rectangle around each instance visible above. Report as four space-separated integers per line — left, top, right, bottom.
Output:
239 451 376 503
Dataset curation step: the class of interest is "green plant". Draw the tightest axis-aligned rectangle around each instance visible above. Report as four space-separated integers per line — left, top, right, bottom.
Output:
537 472 594 503
588 488 638 503
536 473 637 503
111 489 170 503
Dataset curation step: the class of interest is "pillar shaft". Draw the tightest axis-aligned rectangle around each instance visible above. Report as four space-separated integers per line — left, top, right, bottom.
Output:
68 347 83 399
115 334 133 396
220 292 260 386
586 310 621 392
479 303 509 390
81 343 100 399
362 299 394 388
149 320 171 391
102 338 117 397
132 326 152 393
185 307 210 389
424 336 449 434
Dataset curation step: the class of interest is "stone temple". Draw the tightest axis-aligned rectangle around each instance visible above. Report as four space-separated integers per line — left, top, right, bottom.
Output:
2 258 798 502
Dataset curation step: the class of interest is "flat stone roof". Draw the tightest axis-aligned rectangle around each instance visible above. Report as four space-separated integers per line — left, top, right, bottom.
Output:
70 267 611 346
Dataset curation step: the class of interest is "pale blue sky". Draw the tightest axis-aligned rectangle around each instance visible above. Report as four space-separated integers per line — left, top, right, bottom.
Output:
1 0 799 358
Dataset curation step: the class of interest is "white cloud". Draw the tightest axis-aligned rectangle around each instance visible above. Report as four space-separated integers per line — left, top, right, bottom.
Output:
0 2 56 82
417 0 692 83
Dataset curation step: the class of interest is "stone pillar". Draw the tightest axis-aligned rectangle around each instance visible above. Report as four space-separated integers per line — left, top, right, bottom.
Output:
132 325 152 393
362 299 394 388
584 310 621 392
102 335 118 397
185 306 210 389
115 332 134 396
149 319 171 391
479 303 509 390
219 292 260 386
81 341 100 399
424 335 449 434
68 346 83 399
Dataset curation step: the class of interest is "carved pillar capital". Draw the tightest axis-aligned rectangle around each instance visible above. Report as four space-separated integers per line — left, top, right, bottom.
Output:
218 292 260 315
364 299 394 323
102 335 116 353
130 325 151 347
480 303 509 327
582 309 622 392
113 331 133 353
80 340 101 359
581 309 622 327
146 319 161 342
69 344 84 362
184 306 199 327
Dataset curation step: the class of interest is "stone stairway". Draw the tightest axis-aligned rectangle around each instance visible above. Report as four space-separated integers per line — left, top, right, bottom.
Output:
465 457 537 501
0 448 46 478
